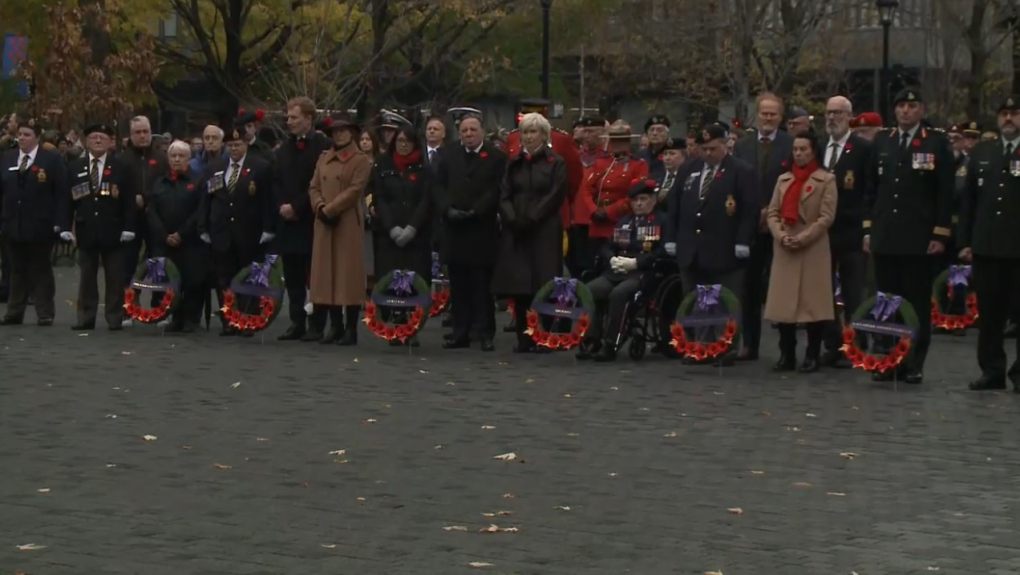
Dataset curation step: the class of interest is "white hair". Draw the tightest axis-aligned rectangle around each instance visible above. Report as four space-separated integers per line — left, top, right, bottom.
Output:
167 139 191 156
519 112 551 142
130 116 150 130
204 125 224 138
828 95 853 115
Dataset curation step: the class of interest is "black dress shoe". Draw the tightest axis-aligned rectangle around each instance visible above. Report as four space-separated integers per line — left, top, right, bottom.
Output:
479 338 495 352
71 321 95 331
37 318 54 327
300 329 324 342
820 350 847 368
180 322 197 334
442 338 470 349
772 355 796 372
320 326 344 344
903 369 923 384
503 319 517 333
108 324 123 331
592 342 617 362
277 324 305 341
871 370 895 382
968 376 1006 391
576 340 600 360
797 358 820 373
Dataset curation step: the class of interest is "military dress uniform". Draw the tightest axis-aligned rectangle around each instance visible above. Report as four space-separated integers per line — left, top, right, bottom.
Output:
68 124 136 330
580 180 667 362
866 89 954 383
200 128 276 335
959 96 1020 391
0 119 71 325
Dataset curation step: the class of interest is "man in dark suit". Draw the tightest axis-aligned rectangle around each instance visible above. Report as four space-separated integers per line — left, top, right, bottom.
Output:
657 137 687 212
433 112 507 351
199 127 276 336
958 96 1020 391
273 96 333 341
0 118 70 326
867 88 954 384
424 115 446 173
733 92 793 361
820 95 874 365
67 123 136 331
665 123 758 363
118 115 168 290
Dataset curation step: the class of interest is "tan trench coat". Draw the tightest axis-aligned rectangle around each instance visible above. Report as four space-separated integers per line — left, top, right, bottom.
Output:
309 145 372 306
763 169 837 324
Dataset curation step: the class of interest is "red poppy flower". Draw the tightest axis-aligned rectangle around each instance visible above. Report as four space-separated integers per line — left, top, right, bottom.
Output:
723 321 738 339
243 168 250 175
103 169 112 177
341 152 349 159
670 324 684 338
547 156 555 163
547 334 562 348
842 327 855 345
781 160 789 168
479 151 489 159
526 311 540 329
124 289 136 304
645 179 657 188
395 325 409 338
186 183 195 190
408 173 417 181
30 165 39 172
805 185 814 193
895 339 911 355
296 141 306 151
911 138 921 148
383 327 397 340
863 356 878 371
148 159 157 166
715 171 723 179
844 143 853 152
365 303 377 316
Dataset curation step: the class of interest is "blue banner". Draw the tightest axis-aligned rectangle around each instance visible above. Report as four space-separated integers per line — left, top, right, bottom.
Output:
3 34 28 97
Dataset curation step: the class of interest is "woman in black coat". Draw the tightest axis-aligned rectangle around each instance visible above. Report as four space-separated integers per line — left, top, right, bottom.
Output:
367 124 433 344
146 139 211 332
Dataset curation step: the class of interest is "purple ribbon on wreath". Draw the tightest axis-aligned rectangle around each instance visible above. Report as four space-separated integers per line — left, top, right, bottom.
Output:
948 265 971 287
870 291 902 322
696 284 721 312
834 273 843 306
392 270 416 296
551 277 578 306
431 252 441 278
246 255 277 288
144 258 167 283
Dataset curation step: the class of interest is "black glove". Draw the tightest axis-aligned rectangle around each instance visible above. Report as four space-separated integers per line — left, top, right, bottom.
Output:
446 208 470 222
317 210 338 226
591 209 608 222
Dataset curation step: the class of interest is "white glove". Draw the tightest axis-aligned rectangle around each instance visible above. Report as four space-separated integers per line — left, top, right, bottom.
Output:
259 232 275 244
390 227 404 241
200 232 211 244
619 257 638 272
609 256 623 270
395 226 417 247
59 231 74 242
120 231 135 242
735 244 750 259
664 242 676 256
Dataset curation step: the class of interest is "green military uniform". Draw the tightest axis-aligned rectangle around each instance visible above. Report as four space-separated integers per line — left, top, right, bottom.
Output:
958 96 1020 391
866 88 954 383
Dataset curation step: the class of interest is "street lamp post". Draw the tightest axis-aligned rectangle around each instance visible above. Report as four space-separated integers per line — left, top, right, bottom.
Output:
541 0 553 99
876 0 899 124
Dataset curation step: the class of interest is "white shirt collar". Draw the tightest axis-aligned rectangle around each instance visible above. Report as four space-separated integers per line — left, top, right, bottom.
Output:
19 146 39 161
229 155 246 168
758 130 777 143
1003 136 1020 149
828 131 851 148
898 124 920 140
89 153 107 164
466 144 483 154
427 144 441 153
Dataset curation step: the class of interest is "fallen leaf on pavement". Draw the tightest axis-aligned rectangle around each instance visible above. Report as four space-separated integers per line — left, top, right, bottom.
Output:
563 393 572 398
727 507 744 515
356 497 366 503
761 410 771 417
16 543 46 551
37 488 50 493
750 470 765 475
840 452 859 460
78 333 88 337
230 382 241 388
610 386 619 390
121 351 133 355
792 482 813 488
468 562 495 568
554 505 571 511
827 491 846 497
705 571 724 575
433 445 443 450
213 463 232 470
927 567 940 571
104 414 118 419
479 524 518 533
419 369 429 374
663 431 678 438
481 425 496 430
142 435 158 441
256 437 269 442
363 419 377 424
805 413 817 418
328 449 347 456
353 358 359 362
608 472 618 477
443 526 468 531
481 511 514 517
524 378 535 384
181 446 192 450
493 452 516 461
321 544 337 549
502 493 515 499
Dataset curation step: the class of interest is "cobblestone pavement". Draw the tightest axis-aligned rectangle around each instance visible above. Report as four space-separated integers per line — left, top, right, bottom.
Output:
2 270 1020 575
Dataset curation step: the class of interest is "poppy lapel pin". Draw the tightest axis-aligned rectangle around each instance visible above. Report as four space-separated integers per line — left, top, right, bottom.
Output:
479 151 489 159
408 173 417 182
148 159 157 166
30 165 39 172
103 168 112 177
911 138 921 148
844 143 853 152
186 183 195 191
781 159 789 169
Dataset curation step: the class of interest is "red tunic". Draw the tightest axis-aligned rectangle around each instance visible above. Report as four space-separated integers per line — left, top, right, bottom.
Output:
579 154 649 239
505 128 583 229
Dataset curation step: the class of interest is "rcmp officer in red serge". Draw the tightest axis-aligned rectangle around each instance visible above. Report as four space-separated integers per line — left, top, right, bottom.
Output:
958 95 1020 391
67 123 136 331
866 87 953 384
0 118 70 326
664 123 758 363
579 121 649 270
199 126 276 336
234 108 274 164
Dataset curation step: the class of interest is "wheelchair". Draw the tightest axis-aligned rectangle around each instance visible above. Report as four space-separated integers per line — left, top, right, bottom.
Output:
583 256 685 361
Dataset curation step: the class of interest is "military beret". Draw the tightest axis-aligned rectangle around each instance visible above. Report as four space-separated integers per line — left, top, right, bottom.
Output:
644 115 670 132
663 137 686 151
577 115 605 128
17 117 42 136
627 178 659 199
999 96 1020 113
961 120 982 135
223 126 245 143
893 88 923 105
850 112 882 129
788 107 810 119
694 123 727 145
235 108 266 127
83 123 115 137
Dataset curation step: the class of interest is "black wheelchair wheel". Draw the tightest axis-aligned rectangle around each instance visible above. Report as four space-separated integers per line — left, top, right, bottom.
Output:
628 337 647 361
653 275 685 359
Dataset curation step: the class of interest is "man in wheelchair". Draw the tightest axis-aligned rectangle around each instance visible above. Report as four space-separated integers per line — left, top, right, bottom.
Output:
578 179 667 361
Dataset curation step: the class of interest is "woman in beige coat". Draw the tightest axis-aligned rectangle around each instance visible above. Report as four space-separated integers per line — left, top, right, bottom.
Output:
764 131 837 373
309 115 373 345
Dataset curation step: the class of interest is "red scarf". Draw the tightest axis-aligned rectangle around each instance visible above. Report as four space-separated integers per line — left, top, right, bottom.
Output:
393 149 422 174
781 159 818 227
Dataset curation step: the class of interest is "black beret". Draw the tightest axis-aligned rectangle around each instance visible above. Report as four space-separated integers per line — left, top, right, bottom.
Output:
577 115 605 128
223 126 245 142
694 123 727 145
627 178 659 199
999 96 1020 113
83 123 115 137
962 120 982 135
788 107 809 119
663 137 686 151
235 108 265 126
17 118 42 136
893 88 923 105
644 115 670 132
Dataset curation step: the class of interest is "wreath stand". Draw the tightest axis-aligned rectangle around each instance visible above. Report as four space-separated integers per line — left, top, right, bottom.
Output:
366 269 432 353
125 257 180 336
429 251 450 318
526 277 593 352
841 291 918 391
669 284 741 375
931 265 978 331
222 255 285 345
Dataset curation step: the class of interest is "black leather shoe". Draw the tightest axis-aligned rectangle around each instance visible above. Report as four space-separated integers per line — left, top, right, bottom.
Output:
592 341 617 362
772 355 796 372
320 327 344 344
180 322 197 334
277 324 305 341
37 318 54 327
820 350 847 368
968 376 1006 391
71 321 95 331
513 341 537 353
443 338 470 349
503 319 517 333
903 370 923 384
797 359 820 373
576 340 600 360
479 338 495 352
300 329 324 342
871 370 895 382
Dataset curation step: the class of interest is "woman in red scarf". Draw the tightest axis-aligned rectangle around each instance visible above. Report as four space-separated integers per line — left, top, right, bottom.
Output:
763 131 837 373
367 124 433 346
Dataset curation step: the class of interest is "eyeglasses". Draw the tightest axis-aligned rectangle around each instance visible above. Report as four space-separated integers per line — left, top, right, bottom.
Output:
824 110 849 116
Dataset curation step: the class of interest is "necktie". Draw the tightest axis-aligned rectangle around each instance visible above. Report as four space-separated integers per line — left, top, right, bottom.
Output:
827 143 839 170
227 163 240 191
662 172 674 192
428 149 436 164
1006 143 1014 159
900 132 911 155
700 167 714 200
760 137 770 144
18 154 29 173
90 158 100 190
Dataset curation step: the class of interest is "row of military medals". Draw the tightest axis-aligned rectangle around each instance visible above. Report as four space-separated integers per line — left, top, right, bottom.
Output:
614 222 661 253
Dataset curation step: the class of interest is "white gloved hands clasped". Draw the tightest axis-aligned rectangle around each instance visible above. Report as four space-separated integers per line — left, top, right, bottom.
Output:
664 242 676 256
610 256 637 273
395 226 417 248
119 231 135 243
389 227 404 241
59 231 74 242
